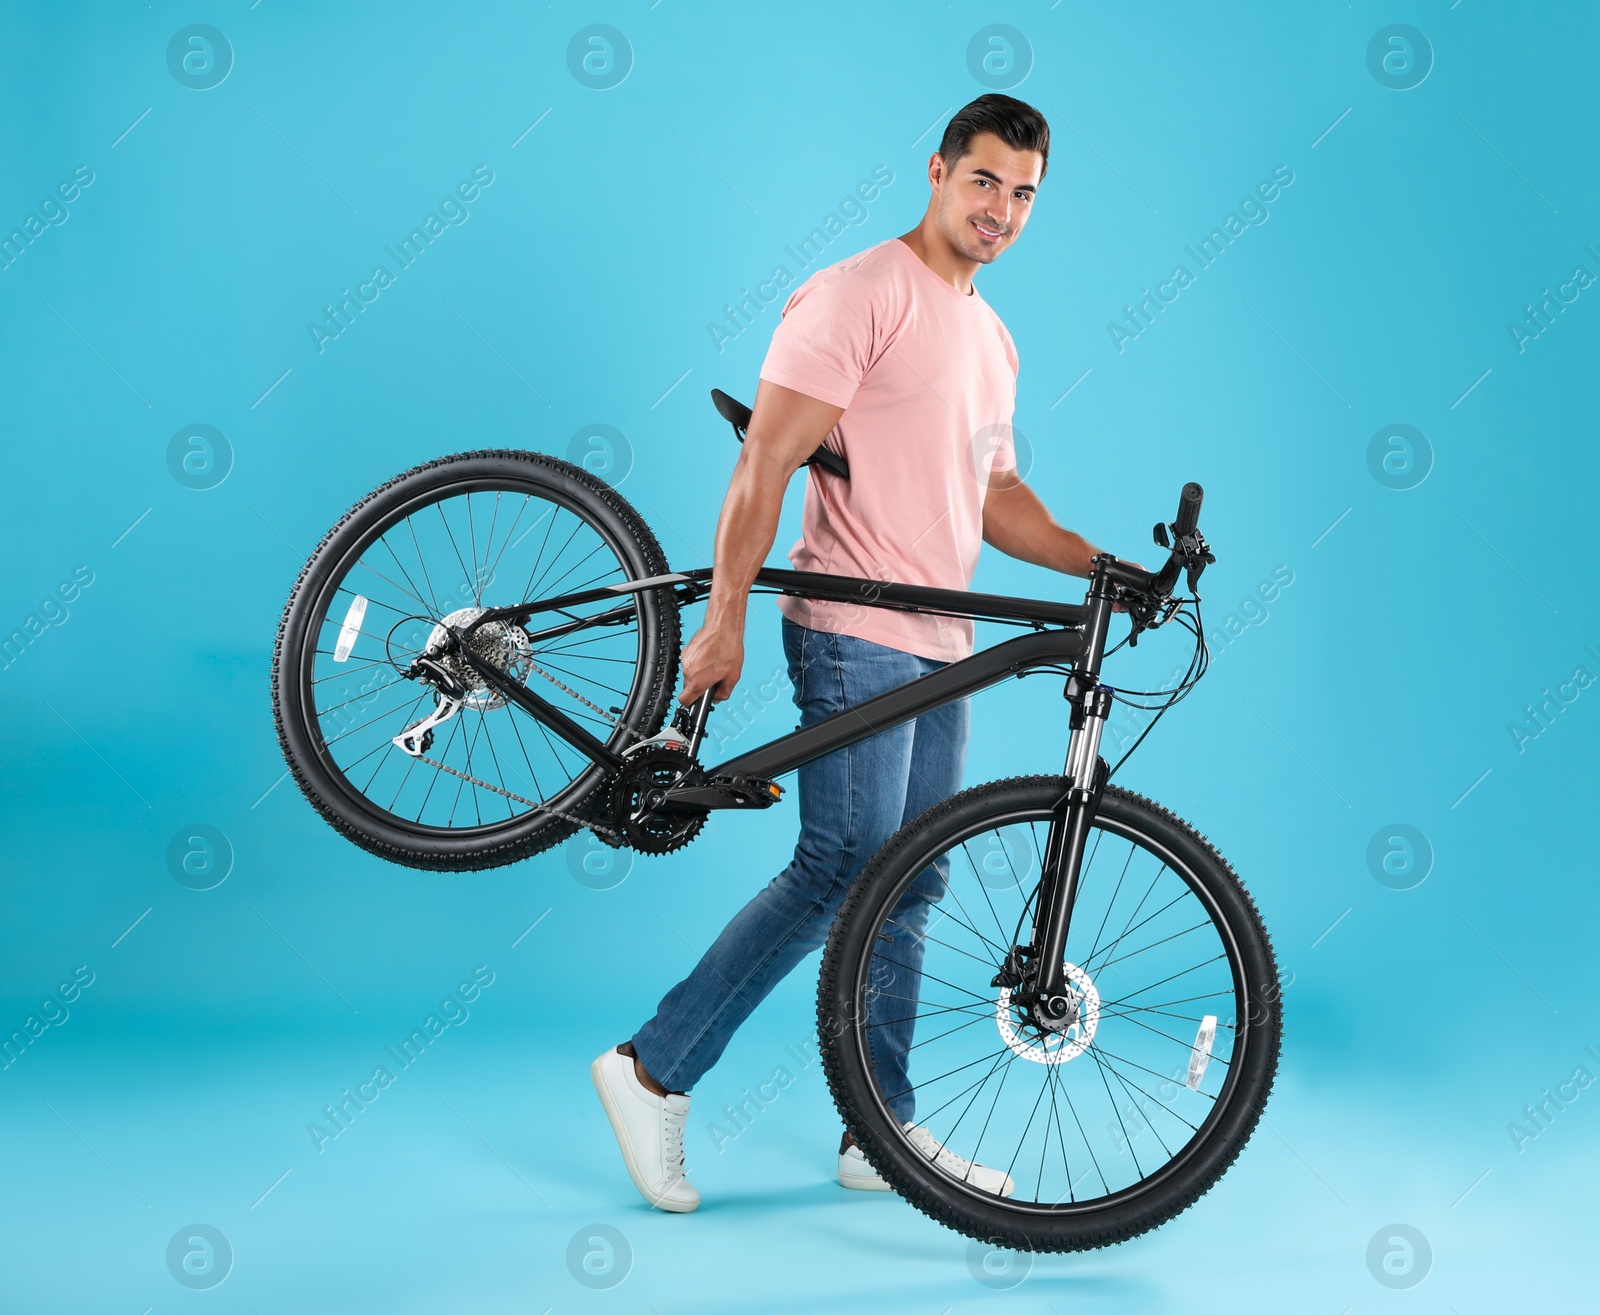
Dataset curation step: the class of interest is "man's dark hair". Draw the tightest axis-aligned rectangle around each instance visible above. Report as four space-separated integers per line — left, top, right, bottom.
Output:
938 94 1050 179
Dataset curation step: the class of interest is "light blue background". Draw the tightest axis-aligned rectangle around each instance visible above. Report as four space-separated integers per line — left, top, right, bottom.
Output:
2 2 1596 1311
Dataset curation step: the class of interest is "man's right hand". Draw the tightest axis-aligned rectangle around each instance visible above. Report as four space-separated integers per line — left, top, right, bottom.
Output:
679 624 744 706
679 380 844 708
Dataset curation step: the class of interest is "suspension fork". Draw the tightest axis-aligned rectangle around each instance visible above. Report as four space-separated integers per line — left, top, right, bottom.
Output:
1026 574 1118 1015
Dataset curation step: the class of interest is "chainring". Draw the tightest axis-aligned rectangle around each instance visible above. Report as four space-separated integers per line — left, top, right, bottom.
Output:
608 747 708 855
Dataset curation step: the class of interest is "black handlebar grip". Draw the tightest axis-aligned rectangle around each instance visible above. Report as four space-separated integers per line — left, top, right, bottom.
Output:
1174 482 1204 536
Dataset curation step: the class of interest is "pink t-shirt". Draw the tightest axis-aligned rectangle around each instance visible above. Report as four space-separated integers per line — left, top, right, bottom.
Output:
759 236 1018 662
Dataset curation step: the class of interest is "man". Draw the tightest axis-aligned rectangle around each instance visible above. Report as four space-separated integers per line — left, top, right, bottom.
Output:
592 94 1118 1212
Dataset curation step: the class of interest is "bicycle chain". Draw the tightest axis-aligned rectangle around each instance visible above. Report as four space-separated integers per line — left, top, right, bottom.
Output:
412 751 627 846
404 638 650 846
524 656 643 746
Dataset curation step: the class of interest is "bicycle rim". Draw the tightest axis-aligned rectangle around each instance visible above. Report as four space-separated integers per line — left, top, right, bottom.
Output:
839 793 1260 1220
297 473 657 835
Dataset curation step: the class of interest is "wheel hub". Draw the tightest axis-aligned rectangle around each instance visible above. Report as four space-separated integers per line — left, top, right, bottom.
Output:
996 961 1100 1065
424 607 532 710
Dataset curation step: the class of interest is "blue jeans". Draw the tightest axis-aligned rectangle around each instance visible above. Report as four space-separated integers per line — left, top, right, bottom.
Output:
631 619 969 1125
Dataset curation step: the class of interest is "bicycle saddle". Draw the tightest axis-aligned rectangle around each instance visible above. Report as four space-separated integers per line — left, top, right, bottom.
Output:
711 388 850 480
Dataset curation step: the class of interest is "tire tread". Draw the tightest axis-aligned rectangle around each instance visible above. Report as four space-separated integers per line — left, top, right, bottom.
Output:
817 774 1281 1252
270 449 678 871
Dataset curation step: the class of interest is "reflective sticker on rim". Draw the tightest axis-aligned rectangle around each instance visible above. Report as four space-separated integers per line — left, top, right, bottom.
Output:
1187 1013 1218 1090
333 594 368 663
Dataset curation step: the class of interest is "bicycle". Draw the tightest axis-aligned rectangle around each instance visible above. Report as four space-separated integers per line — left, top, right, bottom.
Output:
270 391 1280 1253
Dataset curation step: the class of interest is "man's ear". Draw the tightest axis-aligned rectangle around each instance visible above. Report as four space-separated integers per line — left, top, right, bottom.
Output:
927 151 946 190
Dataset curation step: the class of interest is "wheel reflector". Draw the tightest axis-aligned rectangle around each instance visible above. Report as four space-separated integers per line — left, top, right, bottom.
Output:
1186 1014 1218 1090
333 594 367 662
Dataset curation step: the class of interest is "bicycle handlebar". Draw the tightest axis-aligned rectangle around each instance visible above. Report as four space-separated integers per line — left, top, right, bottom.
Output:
1099 482 1212 626
1174 482 1203 537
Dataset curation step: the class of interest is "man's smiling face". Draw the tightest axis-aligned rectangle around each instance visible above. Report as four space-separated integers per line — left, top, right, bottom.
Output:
931 131 1044 265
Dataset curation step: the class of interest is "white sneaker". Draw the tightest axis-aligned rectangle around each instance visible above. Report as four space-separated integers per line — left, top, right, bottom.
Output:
838 1125 1016 1197
590 1047 700 1213
838 1142 894 1192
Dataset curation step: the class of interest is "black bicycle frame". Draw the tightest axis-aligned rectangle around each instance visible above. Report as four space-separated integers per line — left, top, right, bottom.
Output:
456 566 1091 778
453 561 1132 1008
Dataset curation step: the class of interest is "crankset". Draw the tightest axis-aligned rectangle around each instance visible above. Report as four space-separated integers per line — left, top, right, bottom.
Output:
606 745 709 854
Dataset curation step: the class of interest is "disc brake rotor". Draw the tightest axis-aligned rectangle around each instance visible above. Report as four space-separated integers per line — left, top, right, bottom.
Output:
424 607 532 710
996 961 1101 1065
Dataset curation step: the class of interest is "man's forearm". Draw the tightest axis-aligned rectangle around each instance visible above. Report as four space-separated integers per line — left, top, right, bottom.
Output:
983 482 1102 576
703 453 786 635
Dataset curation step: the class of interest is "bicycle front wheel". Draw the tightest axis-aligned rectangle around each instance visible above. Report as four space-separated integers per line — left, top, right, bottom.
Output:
272 449 679 870
818 776 1280 1252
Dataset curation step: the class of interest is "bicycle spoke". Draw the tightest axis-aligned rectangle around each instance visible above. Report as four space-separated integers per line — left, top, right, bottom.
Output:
835 788 1258 1217
1045 1063 1076 1202
958 838 1015 950
335 691 429 774
1103 954 1229 1004
1092 1051 1198 1143
412 713 464 821
863 991 996 1022
882 917 999 974
1100 988 1236 1013
502 704 549 802
1083 890 1193 974
866 950 996 1008
404 517 443 619
1087 1042 1215 1103
333 587 425 621
931 879 1011 959
311 658 393 684
524 514 584 602
475 712 521 821
475 491 500 604
901 1045 1014 1131
487 498 545 583
1089 1048 1145 1179
946 1047 1018 1174
864 997 998 1029
435 500 475 597
1084 841 1137 965
1092 861 1169 975
1002 1063 1055 1189
1097 1006 1234 1067
899 1009 996 1057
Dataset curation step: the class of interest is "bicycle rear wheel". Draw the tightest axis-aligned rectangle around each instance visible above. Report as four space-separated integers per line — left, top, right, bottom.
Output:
272 450 679 869
818 776 1280 1252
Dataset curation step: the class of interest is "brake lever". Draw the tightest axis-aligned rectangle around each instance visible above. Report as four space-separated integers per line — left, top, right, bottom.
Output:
1153 518 1214 597
1183 529 1215 593
1122 591 1160 645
